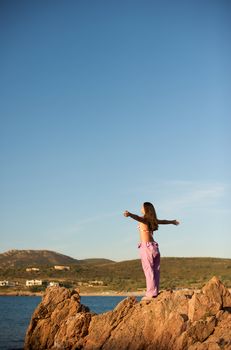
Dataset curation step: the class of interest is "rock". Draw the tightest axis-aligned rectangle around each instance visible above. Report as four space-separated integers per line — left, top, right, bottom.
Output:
191 311 231 350
187 311 231 349
24 286 93 350
188 276 231 322
24 277 231 350
179 315 217 348
83 297 138 350
202 276 231 308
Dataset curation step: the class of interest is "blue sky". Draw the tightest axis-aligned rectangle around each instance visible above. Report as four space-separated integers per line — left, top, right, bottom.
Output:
1 0 230 261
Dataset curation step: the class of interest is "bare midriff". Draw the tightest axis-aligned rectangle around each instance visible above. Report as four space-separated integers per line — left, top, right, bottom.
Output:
138 222 154 242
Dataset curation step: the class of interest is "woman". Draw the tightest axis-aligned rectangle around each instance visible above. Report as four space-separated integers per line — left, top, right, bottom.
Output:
124 202 179 300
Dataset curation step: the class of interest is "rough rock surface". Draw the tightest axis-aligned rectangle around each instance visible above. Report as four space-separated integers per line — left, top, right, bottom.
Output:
24 276 231 350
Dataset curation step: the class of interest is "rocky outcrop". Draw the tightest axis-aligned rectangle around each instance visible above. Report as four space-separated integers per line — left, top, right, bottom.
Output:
24 276 231 350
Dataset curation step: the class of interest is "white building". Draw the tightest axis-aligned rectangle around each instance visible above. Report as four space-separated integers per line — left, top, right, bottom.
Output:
89 280 104 286
26 267 40 272
49 281 59 287
0 280 16 287
26 279 43 287
0 280 9 286
54 265 70 271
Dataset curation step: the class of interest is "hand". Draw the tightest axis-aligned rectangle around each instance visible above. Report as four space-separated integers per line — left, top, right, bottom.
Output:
123 210 130 217
173 220 180 225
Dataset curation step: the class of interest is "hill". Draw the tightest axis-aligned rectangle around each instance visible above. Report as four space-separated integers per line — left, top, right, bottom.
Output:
0 250 230 291
0 249 79 268
0 250 115 269
78 258 115 265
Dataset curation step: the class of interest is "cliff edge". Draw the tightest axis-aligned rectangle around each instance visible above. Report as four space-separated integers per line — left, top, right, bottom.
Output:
24 276 231 350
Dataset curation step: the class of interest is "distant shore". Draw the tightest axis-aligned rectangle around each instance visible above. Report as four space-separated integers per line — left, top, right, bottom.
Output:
0 288 198 297
2 287 231 297
0 290 43 297
0 290 144 297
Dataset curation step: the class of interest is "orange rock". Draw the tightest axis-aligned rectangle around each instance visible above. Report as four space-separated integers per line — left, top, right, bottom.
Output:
24 277 231 350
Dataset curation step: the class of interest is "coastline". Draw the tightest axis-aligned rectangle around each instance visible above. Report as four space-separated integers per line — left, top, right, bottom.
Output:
0 290 43 297
2 289 231 297
0 290 144 297
0 288 199 297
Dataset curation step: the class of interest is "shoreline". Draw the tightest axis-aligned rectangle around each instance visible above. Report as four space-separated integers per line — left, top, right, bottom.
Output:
2 288 231 297
0 291 144 297
0 291 43 297
0 288 199 297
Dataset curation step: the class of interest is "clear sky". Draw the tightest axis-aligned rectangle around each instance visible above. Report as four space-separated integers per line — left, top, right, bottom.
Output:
1 0 230 261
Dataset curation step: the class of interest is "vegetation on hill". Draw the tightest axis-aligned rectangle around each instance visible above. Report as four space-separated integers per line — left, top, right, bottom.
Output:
78 258 115 265
0 249 79 268
0 250 230 293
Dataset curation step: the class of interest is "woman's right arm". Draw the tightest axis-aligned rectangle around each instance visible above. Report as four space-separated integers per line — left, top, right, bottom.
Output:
123 211 147 224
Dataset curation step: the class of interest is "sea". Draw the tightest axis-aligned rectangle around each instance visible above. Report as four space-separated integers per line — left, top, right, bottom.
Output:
0 295 141 350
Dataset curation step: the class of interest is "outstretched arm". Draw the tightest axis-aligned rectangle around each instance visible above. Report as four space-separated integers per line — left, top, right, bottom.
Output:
123 211 147 224
157 219 180 225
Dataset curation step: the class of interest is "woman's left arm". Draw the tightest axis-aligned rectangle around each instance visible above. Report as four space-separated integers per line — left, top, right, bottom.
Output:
157 219 180 225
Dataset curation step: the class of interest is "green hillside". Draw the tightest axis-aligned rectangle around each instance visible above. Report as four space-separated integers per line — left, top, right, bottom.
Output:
0 250 230 293
0 249 79 268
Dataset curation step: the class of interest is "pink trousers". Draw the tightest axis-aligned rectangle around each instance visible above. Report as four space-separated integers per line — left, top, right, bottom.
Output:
138 242 160 297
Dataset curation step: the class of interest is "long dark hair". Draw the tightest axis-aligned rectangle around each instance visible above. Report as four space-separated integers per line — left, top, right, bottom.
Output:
143 202 159 231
